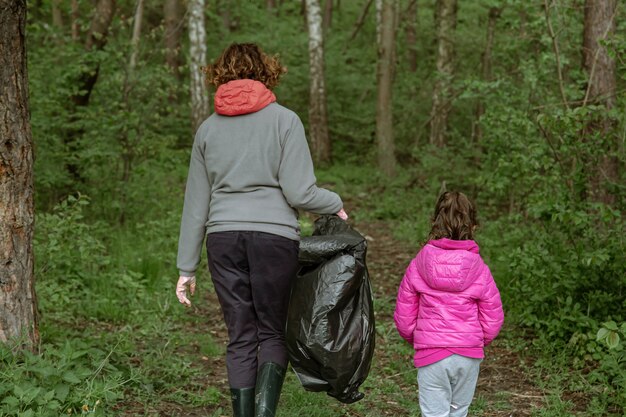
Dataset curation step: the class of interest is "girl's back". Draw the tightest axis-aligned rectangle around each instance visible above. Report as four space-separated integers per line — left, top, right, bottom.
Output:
396 238 502 352
393 191 504 417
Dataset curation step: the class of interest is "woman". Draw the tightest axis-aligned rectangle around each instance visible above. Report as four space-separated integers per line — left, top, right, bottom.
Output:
175 43 347 417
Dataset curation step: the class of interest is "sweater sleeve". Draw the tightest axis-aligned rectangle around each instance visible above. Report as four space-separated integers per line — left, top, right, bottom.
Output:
394 259 420 344
477 263 504 345
177 128 211 277
277 115 343 214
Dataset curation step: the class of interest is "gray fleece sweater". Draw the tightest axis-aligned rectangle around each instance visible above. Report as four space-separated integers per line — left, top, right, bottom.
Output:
177 102 343 277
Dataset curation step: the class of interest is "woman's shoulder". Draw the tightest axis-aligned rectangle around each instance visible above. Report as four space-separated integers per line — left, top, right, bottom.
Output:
268 102 301 121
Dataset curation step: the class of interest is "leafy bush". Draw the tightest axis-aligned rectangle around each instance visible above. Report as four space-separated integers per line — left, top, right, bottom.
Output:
0 340 127 416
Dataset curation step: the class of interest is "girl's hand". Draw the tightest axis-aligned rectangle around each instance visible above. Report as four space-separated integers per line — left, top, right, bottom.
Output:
176 275 196 307
337 208 349 221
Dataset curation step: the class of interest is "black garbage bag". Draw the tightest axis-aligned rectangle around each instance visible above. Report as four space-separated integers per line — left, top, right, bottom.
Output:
286 215 375 404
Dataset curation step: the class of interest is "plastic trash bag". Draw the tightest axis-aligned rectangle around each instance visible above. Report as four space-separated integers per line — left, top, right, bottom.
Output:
286 215 375 404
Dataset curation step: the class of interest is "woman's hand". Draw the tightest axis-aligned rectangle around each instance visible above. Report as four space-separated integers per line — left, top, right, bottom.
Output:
337 208 348 221
176 275 196 307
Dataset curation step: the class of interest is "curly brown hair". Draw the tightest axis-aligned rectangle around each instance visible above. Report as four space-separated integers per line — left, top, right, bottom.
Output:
427 191 479 241
204 43 286 89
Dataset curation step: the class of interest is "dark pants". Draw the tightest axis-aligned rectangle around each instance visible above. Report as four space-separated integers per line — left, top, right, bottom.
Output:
206 231 300 389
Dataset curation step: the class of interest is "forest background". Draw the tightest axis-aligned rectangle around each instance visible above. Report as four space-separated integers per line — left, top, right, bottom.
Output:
0 0 624 416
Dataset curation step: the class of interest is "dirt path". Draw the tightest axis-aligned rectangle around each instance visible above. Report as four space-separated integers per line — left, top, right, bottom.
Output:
160 218 547 416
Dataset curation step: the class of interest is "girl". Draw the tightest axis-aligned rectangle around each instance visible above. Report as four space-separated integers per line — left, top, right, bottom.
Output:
175 43 348 417
394 191 504 417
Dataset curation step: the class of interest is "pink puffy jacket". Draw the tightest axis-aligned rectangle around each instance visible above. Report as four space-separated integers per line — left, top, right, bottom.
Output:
394 238 504 351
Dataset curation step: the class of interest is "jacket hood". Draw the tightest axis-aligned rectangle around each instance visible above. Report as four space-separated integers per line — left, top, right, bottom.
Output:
214 79 276 116
419 238 481 292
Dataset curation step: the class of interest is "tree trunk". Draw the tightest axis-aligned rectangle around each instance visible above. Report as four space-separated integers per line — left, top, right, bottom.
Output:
583 0 617 109
323 0 332 31
347 0 372 44
376 0 396 177
582 0 617 204
72 0 116 107
64 0 115 182
129 0 144 72
405 0 417 72
306 0 331 165
85 0 116 52
188 0 210 132
71 0 80 40
219 0 231 31
164 0 183 80
375 0 382 46
429 0 457 147
0 0 39 350
52 0 64 28
472 7 499 142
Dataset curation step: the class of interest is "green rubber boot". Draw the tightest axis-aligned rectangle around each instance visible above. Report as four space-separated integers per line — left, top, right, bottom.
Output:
230 387 255 417
255 362 286 417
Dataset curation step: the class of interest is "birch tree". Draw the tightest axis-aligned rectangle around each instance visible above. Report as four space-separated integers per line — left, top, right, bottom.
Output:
188 0 210 131
128 0 144 72
376 0 397 176
306 0 331 164
0 0 39 349
429 0 457 147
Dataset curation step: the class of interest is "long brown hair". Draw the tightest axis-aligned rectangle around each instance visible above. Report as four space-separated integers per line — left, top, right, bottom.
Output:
204 43 286 89
427 191 478 241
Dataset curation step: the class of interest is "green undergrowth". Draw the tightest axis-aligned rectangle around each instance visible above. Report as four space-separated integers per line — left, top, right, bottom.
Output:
317 161 625 416
1 192 223 416
1 161 623 416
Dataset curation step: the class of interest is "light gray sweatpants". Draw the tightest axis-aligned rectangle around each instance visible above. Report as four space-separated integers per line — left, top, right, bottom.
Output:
417 354 482 417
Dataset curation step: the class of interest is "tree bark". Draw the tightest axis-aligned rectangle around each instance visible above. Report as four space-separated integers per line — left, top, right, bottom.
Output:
129 0 144 72
306 0 331 165
85 0 116 52
164 0 183 80
188 0 210 132
71 0 80 40
375 0 382 46
405 0 417 72
323 0 332 31
582 0 617 204
472 7 499 142
0 0 39 350
583 0 617 109
429 0 457 147
376 0 396 177
52 0 64 28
